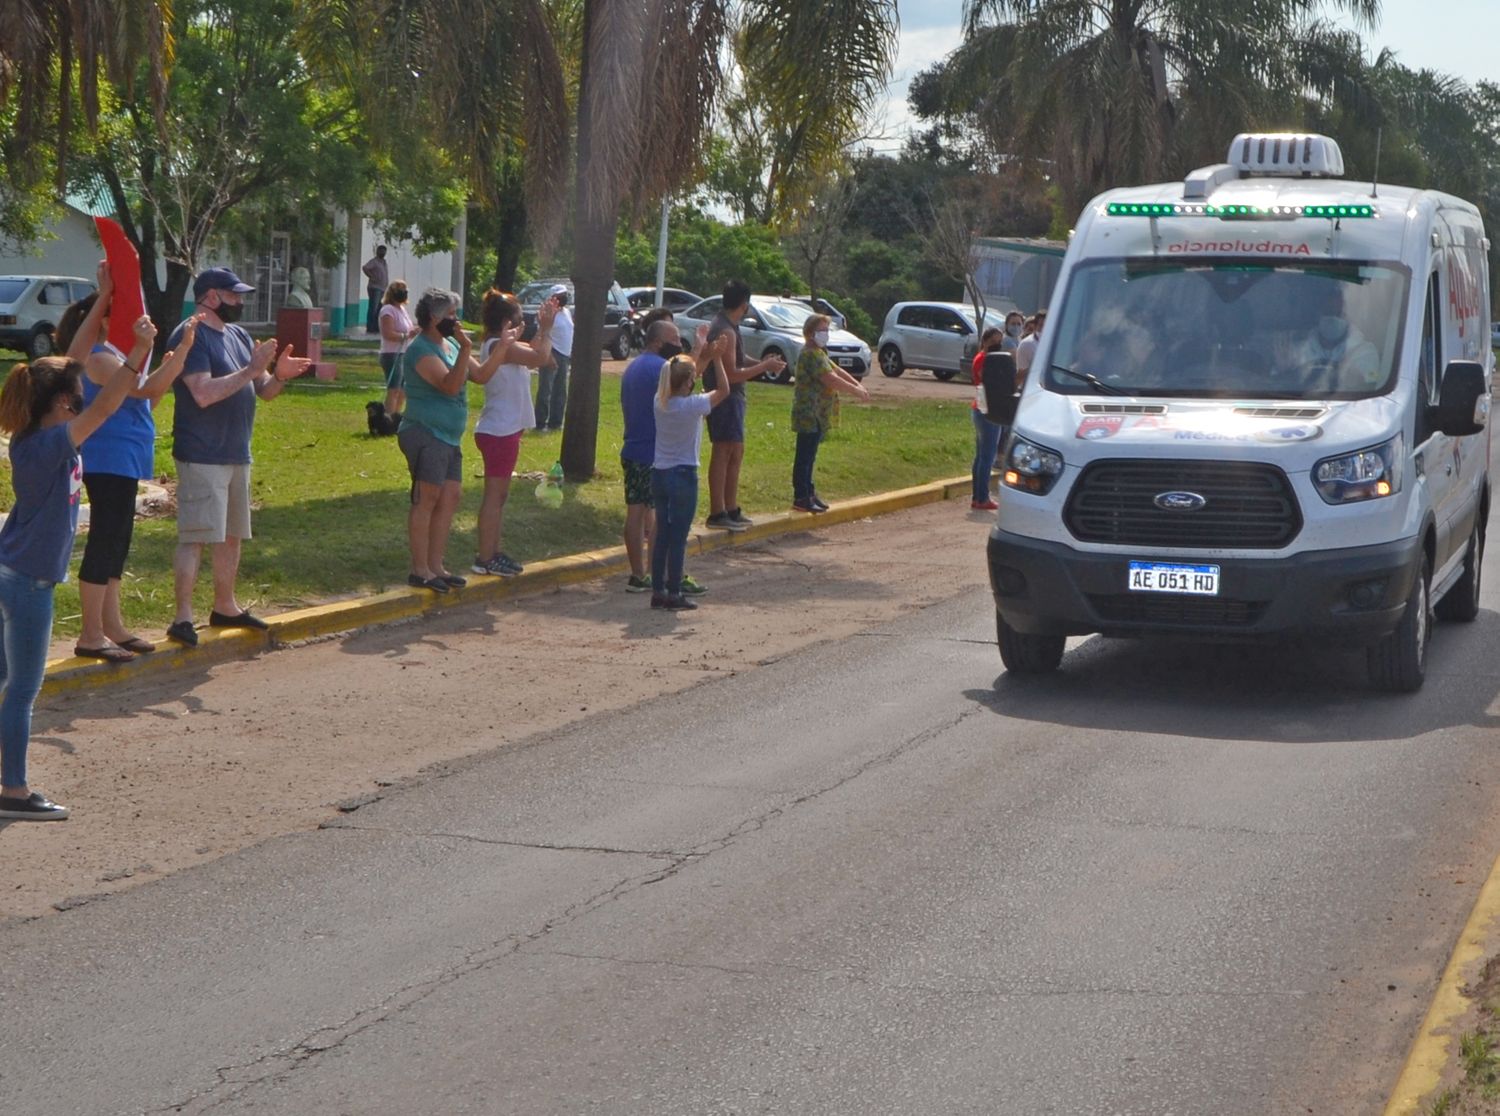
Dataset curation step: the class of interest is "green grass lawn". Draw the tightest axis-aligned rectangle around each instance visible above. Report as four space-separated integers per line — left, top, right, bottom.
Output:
0 351 971 640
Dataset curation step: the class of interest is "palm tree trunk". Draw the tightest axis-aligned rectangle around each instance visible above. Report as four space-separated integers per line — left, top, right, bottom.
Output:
559 0 612 483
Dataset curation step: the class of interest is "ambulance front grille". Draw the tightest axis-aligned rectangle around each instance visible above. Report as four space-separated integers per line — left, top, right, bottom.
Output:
1064 459 1302 549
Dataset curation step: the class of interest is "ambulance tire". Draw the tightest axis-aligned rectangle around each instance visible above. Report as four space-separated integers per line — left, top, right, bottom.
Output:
1367 555 1429 693
997 610 1064 675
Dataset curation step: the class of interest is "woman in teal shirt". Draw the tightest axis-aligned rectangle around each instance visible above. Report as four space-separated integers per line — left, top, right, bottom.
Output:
399 289 504 592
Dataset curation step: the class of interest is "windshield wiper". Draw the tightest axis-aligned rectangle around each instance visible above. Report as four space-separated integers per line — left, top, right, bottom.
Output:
1050 363 1128 396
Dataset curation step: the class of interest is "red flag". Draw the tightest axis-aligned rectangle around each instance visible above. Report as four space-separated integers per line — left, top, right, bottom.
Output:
93 217 149 358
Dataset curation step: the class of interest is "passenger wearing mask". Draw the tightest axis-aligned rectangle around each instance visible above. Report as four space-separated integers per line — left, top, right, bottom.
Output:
377 280 418 426
1015 309 1046 388
1288 285 1380 391
1001 311 1024 354
790 314 869 513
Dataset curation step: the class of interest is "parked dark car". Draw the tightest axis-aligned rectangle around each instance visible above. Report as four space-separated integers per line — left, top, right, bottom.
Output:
517 278 637 360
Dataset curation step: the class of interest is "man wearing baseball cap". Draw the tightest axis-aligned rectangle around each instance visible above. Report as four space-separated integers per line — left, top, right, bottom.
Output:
163 267 309 646
533 283 573 432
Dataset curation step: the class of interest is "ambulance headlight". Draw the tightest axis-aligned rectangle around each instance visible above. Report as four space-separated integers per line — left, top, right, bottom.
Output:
1312 435 1402 504
1002 436 1066 495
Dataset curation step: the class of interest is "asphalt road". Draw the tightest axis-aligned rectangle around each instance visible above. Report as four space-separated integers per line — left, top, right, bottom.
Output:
4 540 1500 1113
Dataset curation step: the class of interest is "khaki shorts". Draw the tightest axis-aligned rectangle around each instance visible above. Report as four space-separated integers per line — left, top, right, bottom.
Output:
176 461 253 544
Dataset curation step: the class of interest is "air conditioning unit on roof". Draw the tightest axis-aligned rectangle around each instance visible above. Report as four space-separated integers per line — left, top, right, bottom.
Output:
1228 133 1344 178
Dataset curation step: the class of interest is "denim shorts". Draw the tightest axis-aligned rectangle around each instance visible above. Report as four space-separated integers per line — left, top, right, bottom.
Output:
706 392 747 444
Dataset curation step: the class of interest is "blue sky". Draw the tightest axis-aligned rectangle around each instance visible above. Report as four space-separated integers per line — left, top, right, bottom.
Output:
880 0 1500 146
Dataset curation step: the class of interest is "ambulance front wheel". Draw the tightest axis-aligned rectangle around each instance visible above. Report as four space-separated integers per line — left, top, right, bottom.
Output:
997 610 1065 674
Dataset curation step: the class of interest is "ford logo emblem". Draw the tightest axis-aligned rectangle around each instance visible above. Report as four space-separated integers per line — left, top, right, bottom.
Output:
1154 491 1207 511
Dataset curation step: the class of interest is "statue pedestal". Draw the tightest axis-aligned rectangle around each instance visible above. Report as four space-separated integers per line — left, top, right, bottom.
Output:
275 307 337 380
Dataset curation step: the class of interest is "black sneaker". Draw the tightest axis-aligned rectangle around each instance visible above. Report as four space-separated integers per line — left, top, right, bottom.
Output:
0 791 69 821
496 553 524 576
792 498 816 513
811 495 830 512
441 573 467 588
166 619 198 647
209 610 269 630
650 592 673 609
726 508 753 531
408 573 450 594
705 512 733 530
664 594 698 610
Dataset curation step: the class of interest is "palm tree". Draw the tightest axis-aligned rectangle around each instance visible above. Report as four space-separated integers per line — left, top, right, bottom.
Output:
926 0 1380 216
0 1 172 187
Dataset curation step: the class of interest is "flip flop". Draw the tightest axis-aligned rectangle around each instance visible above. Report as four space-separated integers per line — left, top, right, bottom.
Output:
74 644 136 663
115 636 157 654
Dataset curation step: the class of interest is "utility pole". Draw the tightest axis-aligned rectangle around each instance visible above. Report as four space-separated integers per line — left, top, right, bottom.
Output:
653 199 669 306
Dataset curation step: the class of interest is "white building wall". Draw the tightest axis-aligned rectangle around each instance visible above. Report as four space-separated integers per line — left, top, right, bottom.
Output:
0 208 104 281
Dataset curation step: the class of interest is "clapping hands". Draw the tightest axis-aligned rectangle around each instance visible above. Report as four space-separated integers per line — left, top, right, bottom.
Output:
274 344 312 381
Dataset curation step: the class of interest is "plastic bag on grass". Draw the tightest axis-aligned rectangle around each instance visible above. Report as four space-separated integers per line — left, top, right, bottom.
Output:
534 461 565 508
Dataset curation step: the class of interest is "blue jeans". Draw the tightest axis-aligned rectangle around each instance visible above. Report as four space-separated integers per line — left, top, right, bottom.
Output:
793 428 823 501
0 564 56 789
651 466 698 595
535 351 571 429
971 408 1005 503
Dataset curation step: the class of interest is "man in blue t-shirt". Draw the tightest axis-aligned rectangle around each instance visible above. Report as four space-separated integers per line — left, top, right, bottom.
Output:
164 267 309 647
619 318 683 592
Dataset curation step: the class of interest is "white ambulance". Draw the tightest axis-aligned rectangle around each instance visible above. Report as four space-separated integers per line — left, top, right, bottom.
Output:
980 132 1492 692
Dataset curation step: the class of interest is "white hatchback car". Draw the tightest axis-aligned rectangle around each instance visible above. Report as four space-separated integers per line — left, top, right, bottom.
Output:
0 275 97 360
877 300 1011 381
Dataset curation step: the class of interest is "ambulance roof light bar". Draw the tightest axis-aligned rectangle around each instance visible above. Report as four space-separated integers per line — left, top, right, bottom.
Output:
1228 132 1345 178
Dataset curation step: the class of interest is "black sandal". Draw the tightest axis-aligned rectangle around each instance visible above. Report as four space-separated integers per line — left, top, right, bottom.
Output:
74 643 135 663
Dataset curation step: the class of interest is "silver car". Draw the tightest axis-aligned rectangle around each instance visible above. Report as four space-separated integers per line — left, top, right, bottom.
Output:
674 294 871 383
0 275 97 360
876 300 1010 381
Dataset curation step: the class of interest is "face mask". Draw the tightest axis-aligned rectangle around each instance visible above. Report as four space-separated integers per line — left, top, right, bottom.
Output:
1317 316 1348 346
215 300 244 324
813 330 830 347
392 291 407 303
658 342 683 360
437 318 459 337
1006 323 1021 337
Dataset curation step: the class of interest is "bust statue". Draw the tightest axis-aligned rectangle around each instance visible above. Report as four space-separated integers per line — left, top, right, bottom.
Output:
285 266 314 309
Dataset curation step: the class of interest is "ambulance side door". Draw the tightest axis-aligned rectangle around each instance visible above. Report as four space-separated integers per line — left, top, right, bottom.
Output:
1415 269 1457 571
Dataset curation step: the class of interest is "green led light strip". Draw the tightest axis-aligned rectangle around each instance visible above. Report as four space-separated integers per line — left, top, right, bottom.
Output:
1105 202 1375 218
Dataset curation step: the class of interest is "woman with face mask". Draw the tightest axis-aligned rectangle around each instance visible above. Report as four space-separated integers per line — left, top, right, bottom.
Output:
790 314 870 513
468 289 553 577
0 346 141 819
399 288 500 593
378 280 419 425
1001 311 1024 353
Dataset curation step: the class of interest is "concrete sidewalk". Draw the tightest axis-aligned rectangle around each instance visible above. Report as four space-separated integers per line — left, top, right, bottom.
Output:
43 475 975 697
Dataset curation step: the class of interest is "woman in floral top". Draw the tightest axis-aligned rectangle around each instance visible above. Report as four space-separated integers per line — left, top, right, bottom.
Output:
790 314 869 512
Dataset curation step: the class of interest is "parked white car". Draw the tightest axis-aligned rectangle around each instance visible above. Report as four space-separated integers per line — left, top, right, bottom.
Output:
0 275 97 360
877 300 1010 381
675 294 871 383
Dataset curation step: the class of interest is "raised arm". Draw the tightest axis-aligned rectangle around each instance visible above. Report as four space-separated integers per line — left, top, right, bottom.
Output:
67 341 138 446
135 316 201 403
66 260 113 363
413 326 473 397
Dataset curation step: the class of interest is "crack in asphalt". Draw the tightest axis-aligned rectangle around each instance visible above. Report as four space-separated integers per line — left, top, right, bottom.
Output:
317 822 687 859
154 702 985 1112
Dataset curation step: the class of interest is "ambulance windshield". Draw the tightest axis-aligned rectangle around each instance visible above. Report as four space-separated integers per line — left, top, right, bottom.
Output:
1044 260 1407 399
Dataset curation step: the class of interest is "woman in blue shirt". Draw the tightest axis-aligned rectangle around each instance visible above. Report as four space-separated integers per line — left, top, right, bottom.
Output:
0 350 139 820
57 270 198 660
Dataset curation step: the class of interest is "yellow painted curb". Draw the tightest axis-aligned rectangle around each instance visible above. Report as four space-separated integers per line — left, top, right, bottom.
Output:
41 473 975 699
1384 853 1500 1114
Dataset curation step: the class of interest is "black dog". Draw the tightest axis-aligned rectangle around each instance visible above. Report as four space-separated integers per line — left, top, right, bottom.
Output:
366 400 400 436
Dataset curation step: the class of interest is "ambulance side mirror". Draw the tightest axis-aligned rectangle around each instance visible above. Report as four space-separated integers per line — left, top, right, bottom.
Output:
1434 360 1489 437
981 351 1021 427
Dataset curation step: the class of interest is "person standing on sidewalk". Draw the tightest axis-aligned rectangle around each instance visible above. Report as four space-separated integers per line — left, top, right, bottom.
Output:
969 326 1007 511
1015 309 1045 387
165 268 309 647
704 280 785 532
362 246 388 334
469 289 546 577
650 334 732 610
790 313 868 513
620 319 706 597
533 285 573 432
0 350 141 820
56 264 200 660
